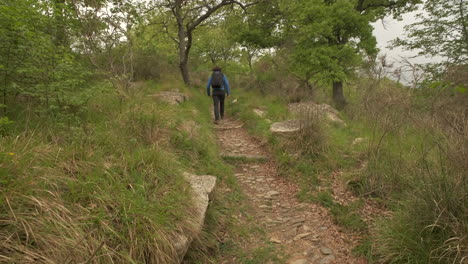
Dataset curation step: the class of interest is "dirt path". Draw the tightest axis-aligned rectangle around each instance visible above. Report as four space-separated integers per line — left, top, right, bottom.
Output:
215 117 365 264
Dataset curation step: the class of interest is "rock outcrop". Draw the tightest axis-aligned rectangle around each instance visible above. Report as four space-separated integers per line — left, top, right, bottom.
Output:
151 91 188 105
288 102 346 127
174 173 216 263
253 108 266 118
270 120 301 135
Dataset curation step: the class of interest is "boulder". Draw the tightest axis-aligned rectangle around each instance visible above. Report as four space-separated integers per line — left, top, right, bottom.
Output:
288 102 346 127
270 120 301 135
151 91 188 105
174 173 216 262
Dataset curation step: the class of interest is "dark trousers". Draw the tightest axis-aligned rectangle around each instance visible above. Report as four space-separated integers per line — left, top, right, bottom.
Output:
212 89 225 120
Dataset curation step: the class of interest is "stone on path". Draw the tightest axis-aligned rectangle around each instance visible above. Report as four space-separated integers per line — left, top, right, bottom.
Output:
270 236 282 244
214 124 243 130
283 227 298 240
266 191 279 197
293 232 313 241
289 259 308 264
220 153 268 162
290 216 306 225
318 255 336 264
173 173 216 262
320 246 333 255
270 120 301 135
151 91 188 105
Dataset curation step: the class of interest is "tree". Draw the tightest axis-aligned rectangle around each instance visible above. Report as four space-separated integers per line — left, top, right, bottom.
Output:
226 0 283 72
393 0 468 65
76 0 142 96
283 0 376 108
149 0 258 85
285 0 420 109
0 0 90 113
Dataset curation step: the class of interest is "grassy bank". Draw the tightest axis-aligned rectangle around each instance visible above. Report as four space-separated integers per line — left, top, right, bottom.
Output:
227 81 467 264
0 80 284 263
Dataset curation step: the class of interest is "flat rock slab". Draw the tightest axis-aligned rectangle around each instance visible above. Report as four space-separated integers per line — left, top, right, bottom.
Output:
320 246 333 255
174 173 216 262
214 124 244 130
151 91 188 105
221 153 269 162
318 255 336 264
289 259 308 264
270 120 301 135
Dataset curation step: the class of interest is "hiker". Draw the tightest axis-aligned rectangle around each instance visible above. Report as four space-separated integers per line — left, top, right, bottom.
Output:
206 66 230 124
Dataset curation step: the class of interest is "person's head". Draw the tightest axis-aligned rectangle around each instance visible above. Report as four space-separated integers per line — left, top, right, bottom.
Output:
212 66 222 72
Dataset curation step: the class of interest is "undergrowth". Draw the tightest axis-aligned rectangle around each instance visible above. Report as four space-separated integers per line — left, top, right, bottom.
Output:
228 79 467 263
0 80 281 263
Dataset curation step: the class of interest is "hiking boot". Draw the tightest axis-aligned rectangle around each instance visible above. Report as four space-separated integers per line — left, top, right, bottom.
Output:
214 120 219 125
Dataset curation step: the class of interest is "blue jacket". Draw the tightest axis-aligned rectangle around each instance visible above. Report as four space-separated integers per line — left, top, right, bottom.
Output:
206 71 230 96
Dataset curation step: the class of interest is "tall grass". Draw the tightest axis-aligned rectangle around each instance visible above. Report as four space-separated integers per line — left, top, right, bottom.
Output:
348 79 468 263
230 76 467 263
0 81 222 263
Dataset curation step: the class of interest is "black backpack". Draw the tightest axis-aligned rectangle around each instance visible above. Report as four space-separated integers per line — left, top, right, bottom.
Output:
211 71 224 88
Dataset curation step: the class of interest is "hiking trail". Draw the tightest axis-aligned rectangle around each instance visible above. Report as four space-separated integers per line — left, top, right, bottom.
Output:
215 117 366 264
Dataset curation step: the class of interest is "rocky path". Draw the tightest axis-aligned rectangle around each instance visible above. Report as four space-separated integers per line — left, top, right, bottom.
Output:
215 117 365 264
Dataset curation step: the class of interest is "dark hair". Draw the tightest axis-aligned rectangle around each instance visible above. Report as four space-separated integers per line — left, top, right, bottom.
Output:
212 66 222 71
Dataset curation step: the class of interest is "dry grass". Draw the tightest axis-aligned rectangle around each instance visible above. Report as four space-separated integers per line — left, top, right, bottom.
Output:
291 110 328 157
0 82 216 263
347 79 468 263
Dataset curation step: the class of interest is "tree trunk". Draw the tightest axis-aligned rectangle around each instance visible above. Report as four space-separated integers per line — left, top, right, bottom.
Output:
179 60 190 85
332 81 347 110
177 23 192 85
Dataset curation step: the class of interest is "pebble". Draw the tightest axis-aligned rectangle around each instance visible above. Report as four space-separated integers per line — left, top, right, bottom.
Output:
290 216 306 224
293 232 312 241
283 227 298 240
320 246 333 255
270 237 282 244
266 190 280 196
289 259 308 264
318 255 336 264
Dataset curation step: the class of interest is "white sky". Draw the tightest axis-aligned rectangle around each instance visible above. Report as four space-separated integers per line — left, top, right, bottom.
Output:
371 11 445 84
372 11 437 64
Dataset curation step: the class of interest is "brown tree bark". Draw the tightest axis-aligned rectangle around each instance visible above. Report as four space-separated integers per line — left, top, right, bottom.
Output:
164 0 257 86
332 81 347 110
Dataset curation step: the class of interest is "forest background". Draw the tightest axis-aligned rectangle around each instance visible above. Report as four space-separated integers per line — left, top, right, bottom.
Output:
0 0 466 263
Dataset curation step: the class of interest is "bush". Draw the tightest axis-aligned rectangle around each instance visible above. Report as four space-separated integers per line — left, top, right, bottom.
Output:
0 81 227 263
289 111 328 157
374 168 467 263
348 78 468 263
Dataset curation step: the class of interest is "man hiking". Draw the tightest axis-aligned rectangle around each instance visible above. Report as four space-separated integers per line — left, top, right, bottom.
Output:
206 66 230 124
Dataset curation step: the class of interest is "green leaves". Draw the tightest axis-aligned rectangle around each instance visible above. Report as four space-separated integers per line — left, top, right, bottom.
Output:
0 0 93 114
286 0 377 82
393 0 468 64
